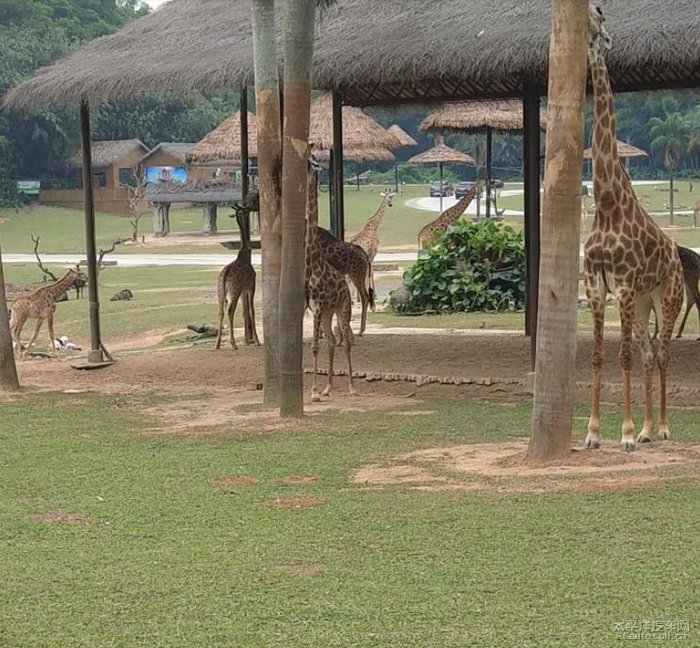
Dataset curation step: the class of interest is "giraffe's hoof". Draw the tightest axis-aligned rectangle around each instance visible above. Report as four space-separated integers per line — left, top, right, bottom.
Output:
658 427 670 441
636 433 652 444
584 437 601 450
620 439 636 453
321 387 331 397
310 388 321 403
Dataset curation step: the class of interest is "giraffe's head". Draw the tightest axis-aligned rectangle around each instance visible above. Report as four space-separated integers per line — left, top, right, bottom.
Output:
379 190 397 208
474 177 487 190
587 3 611 56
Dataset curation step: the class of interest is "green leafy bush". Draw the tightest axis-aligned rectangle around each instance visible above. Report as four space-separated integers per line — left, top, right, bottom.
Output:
393 219 525 313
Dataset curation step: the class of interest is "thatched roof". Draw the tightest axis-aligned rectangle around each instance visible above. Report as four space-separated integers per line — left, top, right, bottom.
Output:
309 92 400 151
419 100 548 134
407 137 475 165
387 124 417 147
6 0 698 111
140 142 195 164
583 140 648 159
186 111 258 165
313 147 395 163
69 139 148 170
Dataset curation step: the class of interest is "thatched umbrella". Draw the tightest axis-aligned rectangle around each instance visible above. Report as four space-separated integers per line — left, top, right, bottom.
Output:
313 147 394 163
186 111 258 165
386 124 418 192
309 92 400 152
583 139 648 159
408 135 476 212
420 99 547 217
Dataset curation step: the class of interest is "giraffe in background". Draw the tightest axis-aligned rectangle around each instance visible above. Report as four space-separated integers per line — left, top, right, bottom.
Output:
583 4 683 452
10 268 85 358
350 191 396 301
305 159 355 401
417 178 486 249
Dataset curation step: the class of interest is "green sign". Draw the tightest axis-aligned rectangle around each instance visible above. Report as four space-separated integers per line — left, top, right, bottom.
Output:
17 180 40 195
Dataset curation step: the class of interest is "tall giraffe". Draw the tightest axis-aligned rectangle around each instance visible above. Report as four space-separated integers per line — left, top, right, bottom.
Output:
584 4 684 452
305 159 355 402
10 268 85 358
417 178 486 249
350 191 396 299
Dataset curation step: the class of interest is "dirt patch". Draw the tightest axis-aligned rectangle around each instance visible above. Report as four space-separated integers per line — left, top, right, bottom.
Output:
277 564 325 576
351 440 700 494
279 475 321 485
29 508 88 524
262 496 324 508
210 476 259 486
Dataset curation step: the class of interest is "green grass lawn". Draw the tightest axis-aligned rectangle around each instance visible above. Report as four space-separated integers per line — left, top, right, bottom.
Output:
1 392 698 647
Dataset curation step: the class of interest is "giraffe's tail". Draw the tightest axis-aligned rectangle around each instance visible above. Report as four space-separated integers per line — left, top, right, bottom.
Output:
368 286 375 311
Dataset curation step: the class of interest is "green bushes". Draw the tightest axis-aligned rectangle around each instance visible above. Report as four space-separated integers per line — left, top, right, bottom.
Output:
393 219 525 313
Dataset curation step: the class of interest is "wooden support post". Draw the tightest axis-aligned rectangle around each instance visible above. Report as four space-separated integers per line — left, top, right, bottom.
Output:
240 86 251 242
331 90 345 239
79 100 104 364
486 127 493 219
523 79 541 369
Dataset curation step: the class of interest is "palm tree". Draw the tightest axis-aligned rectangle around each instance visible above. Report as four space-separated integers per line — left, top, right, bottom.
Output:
277 0 317 417
251 0 282 406
527 0 588 462
649 112 690 225
0 246 19 391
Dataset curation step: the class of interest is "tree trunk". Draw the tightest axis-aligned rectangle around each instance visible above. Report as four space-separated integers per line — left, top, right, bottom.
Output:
202 203 218 234
278 0 316 417
669 173 674 226
527 0 588 462
0 246 20 391
252 0 283 406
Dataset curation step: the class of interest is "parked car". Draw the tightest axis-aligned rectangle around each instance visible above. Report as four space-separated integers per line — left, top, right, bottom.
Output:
455 181 475 198
429 180 454 197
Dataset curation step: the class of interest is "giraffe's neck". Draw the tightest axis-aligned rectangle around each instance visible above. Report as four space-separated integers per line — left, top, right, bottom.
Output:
441 186 478 225
306 168 319 256
361 198 390 237
588 45 629 199
44 270 76 298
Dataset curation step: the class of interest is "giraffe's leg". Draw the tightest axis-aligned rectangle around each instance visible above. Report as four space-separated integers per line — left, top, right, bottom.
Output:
655 281 683 440
355 272 369 337
242 290 252 344
214 293 226 350
310 314 322 402
338 304 356 396
247 289 260 345
633 296 655 444
228 291 242 350
10 311 25 358
320 312 336 397
368 262 376 312
618 295 637 452
46 312 57 355
24 317 44 358
584 278 606 449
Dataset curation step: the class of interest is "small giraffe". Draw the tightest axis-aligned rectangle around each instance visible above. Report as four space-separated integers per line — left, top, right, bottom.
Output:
417 178 486 249
584 5 684 452
214 213 259 350
676 246 700 340
10 268 84 358
350 190 396 300
305 158 355 401
317 227 374 335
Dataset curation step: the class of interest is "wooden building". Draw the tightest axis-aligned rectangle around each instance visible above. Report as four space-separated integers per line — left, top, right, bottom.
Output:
40 139 149 214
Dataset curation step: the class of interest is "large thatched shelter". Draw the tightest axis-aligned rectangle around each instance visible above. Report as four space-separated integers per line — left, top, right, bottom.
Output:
186 111 258 165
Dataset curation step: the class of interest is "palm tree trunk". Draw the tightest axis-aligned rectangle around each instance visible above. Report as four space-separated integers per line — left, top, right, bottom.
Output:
0 247 20 391
527 0 588 462
251 0 282 406
669 173 674 226
278 0 316 417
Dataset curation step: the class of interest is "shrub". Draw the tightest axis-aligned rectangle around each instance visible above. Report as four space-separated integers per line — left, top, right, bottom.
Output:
393 219 525 313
